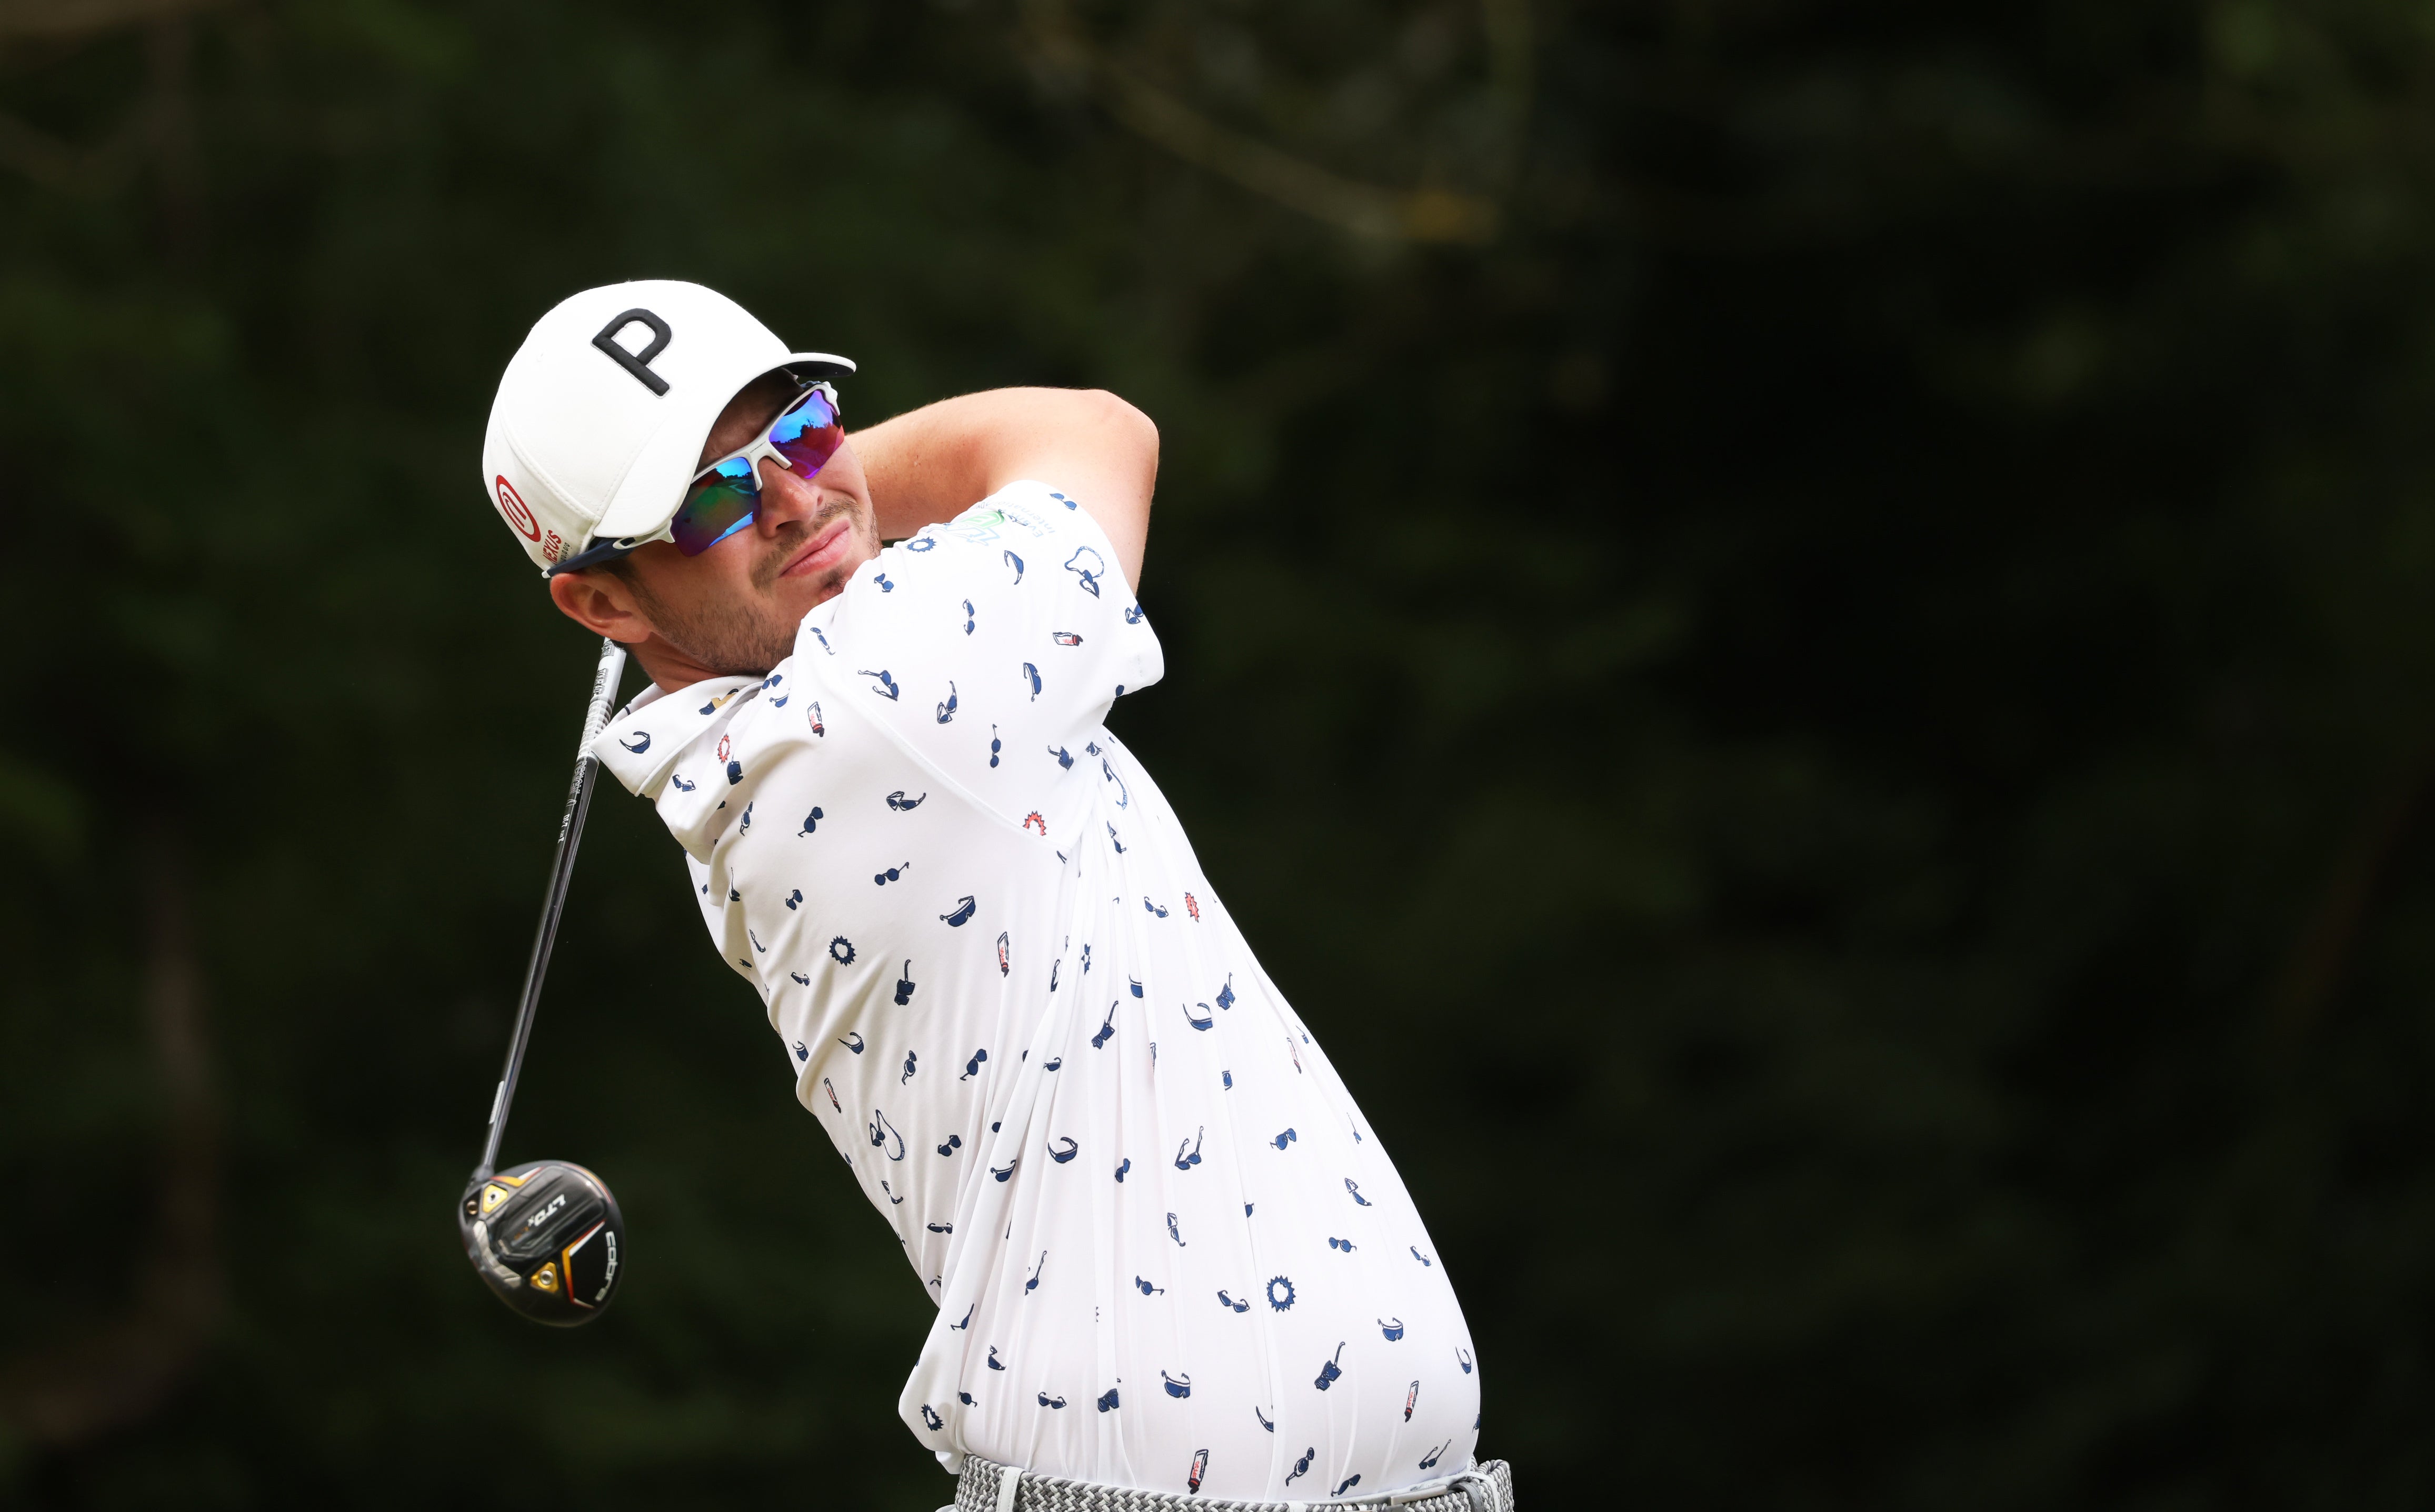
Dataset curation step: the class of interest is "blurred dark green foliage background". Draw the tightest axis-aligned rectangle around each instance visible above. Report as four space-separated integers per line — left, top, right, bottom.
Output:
6 0 2435 1505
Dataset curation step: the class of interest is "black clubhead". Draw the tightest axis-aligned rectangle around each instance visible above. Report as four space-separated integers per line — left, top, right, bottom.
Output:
458 1160 625 1326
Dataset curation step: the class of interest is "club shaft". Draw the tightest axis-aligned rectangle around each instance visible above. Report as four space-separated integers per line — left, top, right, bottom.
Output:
477 637 629 1180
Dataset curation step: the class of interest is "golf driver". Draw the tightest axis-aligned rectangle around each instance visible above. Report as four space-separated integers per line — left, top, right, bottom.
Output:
458 636 630 1326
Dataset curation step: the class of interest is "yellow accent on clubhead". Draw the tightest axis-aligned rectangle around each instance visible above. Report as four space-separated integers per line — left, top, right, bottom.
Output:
531 1261 559 1293
480 1183 512 1215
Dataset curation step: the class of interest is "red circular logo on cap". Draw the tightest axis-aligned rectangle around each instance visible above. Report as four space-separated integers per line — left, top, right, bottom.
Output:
495 476 541 540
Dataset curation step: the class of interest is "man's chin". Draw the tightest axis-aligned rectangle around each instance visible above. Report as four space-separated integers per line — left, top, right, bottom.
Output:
775 528 877 615
784 564 857 615
664 525 871 677
728 578 853 673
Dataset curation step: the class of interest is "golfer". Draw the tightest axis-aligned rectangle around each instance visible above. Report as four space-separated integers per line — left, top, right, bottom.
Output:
484 281 1509 1509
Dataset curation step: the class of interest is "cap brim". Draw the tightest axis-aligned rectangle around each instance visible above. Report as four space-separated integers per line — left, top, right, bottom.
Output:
782 351 856 380
590 351 859 546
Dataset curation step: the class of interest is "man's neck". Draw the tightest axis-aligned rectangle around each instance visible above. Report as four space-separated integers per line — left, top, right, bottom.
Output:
627 637 744 695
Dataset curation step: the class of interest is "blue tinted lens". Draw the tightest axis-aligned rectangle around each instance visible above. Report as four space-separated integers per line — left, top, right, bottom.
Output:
768 385 843 477
672 456 760 555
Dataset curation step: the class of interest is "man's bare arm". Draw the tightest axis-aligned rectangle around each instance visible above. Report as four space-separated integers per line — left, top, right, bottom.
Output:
849 387 1158 589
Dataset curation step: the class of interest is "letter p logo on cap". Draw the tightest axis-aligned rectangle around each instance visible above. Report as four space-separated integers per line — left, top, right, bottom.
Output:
592 308 673 396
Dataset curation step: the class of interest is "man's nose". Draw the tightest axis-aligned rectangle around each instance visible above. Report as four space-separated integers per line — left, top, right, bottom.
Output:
752 455 823 533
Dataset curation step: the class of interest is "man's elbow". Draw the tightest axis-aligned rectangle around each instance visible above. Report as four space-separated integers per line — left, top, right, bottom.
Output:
1080 389 1160 480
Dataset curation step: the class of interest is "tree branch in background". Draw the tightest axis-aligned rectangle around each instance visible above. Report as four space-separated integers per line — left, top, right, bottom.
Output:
1020 0 1503 246
0 830 222 1449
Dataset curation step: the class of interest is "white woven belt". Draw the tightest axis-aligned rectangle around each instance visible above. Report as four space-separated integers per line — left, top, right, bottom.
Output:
947 1455 1514 1512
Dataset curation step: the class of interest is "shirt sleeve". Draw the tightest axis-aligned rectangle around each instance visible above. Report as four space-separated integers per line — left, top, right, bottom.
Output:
805 480 1163 808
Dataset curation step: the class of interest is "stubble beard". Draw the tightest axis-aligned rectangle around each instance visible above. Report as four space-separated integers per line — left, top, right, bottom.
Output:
629 509 865 677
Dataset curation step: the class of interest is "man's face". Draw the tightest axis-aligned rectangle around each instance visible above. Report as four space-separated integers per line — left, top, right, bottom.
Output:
610 374 880 676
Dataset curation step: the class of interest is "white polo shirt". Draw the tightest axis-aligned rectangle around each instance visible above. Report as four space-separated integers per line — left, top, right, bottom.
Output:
595 483 1480 1500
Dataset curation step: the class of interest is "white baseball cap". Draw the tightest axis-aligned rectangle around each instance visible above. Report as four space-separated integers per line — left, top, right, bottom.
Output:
482 279 853 575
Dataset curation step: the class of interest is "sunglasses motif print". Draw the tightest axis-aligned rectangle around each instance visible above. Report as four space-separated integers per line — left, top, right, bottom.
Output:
603 380 844 558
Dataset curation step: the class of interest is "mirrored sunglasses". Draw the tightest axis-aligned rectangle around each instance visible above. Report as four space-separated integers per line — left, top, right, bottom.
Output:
670 381 844 554
546 379 843 577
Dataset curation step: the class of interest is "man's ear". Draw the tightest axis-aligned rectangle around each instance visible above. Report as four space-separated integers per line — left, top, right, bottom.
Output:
548 567 654 645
